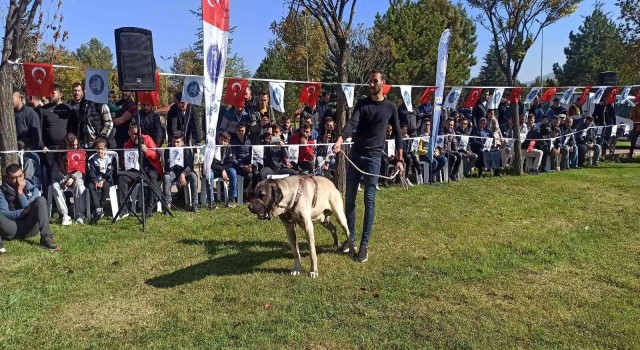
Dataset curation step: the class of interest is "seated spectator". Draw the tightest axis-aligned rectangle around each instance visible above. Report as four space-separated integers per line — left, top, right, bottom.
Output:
87 138 113 223
417 119 447 183
211 132 239 208
293 114 319 141
163 131 199 212
454 117 478 178
440 118 463 180
560 116 579 169
219 104 250 137
469 117 499 177
548 116 567 171
50 133 87 225
315 117 338 177
537 116 552 172
575 116 601 167
290 124 316 174
259 131 298 181
17 140 42 188
526 113 538 132
0 164 60 252
401 125 421 184
230 123 254 191
550 98 567 116
138 102 164 147
521 127 545 174
487 113 506 175
118 123 163 218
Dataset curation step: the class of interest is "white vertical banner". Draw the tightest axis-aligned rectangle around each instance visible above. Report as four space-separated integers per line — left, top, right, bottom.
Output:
342 83 355 108
269 81 286 113
182 76 205 106
618 86 631 104
488 88 504 109
524 88 541 104
429 29 451 162
399 85 413 112
559 87 575 105
84 68 109 104
443 87 462 109
590 87 605 104
202 0 230 174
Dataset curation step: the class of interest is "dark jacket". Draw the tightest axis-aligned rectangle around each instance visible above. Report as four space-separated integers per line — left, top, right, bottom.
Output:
167 103 200 146
114 98 137 148
469 127 491 153
575 122 597 144
15 105 42 150
0 179 41 220
87 153 114 184
164 147 195 176
560 124 576 147
471 101 487 125
138 110 164 147
521 128 546 151
211 145 236 175
263 144 289 172
69 98 115 148
40 102 76 148
230 134 252 166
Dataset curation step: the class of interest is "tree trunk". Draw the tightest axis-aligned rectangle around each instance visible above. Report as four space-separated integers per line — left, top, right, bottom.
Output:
335 57 348 195
0 64 19 172
510 101 522 176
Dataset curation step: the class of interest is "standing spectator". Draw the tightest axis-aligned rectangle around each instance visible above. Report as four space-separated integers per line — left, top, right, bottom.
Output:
87 138 113 223
219 104 250 136
40 84 76 187
138 102 164 147
167 92 201 146
332 69 404 263
472 90 489 125
163 131 198 212
281 115 293 143
0 164 60 252
550 97 567 116
13 89 42 151
68 82 115 149
316 117 338 176
250 115 272 145
113 91 137 148
250 90 277 127
244 86 256 116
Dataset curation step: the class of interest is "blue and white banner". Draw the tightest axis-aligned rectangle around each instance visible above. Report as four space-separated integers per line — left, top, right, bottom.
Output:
399 85 413 112
559 87 575 105
84 68 109 104
488 88 504 109
182 76 205 106
429 29 451 163
618 86 631 104
443 87 461 109
590 87 605 104
341 83 355 108
269 81 286 113
202 0 230 173
524 88 540 104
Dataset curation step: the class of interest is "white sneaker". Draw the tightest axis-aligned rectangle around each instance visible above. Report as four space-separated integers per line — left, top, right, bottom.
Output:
61 214 72 226
76 217 84 225
358 184 362 192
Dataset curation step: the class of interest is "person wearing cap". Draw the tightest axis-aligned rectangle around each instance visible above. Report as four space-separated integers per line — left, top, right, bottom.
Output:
575 115 601 167
550 97 567 116
167 92 201 146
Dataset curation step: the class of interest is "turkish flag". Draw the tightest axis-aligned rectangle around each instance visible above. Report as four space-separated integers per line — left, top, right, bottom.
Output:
463 88 483 108
578 86 592 106
138 71 160 106
418 87 436 104
23 62 54 98
540 87 557 102
604 87 619 105
508 87 523 103
382 84 392 96
298 83 322 107
202 0 230 31
224 78 249 108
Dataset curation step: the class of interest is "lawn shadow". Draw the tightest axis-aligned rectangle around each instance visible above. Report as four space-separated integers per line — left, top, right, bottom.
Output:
146 239 301 288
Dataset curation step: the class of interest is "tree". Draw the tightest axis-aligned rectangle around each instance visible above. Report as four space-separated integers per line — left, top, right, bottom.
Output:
1 0 44 168
476 44 507 86
552 4 624 86
374 0 477 87
287 0 358 194
615 0 640 85
467 0 580 86
74 37 113 70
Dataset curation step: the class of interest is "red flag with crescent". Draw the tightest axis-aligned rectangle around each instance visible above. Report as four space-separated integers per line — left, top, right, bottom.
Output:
577 86 592 106
382 84 393 96
223 78 248 108
636 88 640 105
138 71 160 106
418 87 436 105
604 87 619 105
203 0 229 31
463 88 483 108
298 83 322 107
540 87 557 102
23 62 54 98
508 87 523 103
66 150 86 174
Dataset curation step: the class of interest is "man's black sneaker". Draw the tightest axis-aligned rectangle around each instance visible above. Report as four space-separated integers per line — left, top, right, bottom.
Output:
357 246 368 263
40 235 61 251
188 205 199 213
144 207 155 219
90 209 104 224
340 239 355 254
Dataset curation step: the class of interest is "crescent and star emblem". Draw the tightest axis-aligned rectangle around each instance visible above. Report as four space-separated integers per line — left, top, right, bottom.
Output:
307 86 316 96
231 82 242 96
207 0 220 7
31 67 47 84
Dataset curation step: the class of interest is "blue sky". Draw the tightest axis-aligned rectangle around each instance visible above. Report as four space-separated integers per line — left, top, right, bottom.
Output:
56 0 619 83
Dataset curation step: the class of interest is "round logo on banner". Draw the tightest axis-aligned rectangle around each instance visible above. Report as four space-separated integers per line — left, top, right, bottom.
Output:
272 87 282 107
186 81 201 98
207 44 223 85
527 89 538 101
89 74 105 96
402 90 411 104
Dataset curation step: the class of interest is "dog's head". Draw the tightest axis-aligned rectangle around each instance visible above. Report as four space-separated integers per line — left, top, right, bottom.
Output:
247 180 283 220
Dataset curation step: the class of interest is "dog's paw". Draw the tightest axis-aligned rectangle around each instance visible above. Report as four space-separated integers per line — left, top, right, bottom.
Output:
291 269 301 276
309 271 318 278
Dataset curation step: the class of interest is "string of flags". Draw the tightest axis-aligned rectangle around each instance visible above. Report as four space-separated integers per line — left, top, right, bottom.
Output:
18 61 640 110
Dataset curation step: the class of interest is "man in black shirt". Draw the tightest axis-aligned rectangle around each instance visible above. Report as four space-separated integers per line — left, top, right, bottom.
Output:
40 84 75 188
333 69 404 263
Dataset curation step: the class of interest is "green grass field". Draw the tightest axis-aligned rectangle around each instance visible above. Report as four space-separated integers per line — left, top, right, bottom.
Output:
1 163 639 349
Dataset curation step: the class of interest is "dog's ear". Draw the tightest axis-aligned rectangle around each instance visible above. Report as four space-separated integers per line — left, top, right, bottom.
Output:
272 183 283 206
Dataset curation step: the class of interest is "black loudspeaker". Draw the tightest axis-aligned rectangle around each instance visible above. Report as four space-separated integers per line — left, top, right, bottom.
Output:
114 27 156 91
597 71 618 86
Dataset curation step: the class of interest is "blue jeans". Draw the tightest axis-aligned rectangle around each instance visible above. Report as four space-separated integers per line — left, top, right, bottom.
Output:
563 145 578 169
345 151 381 248
212 168 238 199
